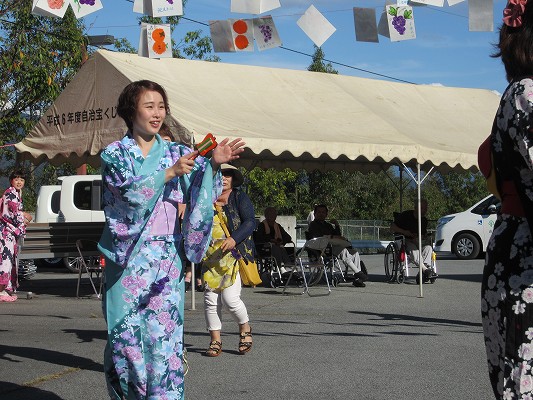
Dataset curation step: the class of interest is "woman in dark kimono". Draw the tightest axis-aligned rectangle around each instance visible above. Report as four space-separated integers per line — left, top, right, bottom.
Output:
481 2 533 398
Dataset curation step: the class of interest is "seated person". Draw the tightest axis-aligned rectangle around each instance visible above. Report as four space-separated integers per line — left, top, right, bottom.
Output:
390 198 437 282
307 204 367 287
255 207 293 274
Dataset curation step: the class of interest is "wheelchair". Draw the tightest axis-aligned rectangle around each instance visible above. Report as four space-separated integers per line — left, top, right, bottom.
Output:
255 240 297 288
384 234 437 284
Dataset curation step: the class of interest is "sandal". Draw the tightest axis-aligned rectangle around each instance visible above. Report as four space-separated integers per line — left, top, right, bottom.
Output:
0 294 16 302
238 328 253 355
205 340 222 357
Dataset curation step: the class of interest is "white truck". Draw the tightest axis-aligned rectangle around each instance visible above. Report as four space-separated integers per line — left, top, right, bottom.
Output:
20 175 104 272
433 195 500 259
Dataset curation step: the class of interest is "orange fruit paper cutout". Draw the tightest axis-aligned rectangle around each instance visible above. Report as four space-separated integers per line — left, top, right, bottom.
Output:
153 41 167 55
232 20 248 34
152 28 166 42
234 35 249 50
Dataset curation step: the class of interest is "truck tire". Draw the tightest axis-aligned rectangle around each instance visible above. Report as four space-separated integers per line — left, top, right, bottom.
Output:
453 233 480 260
35 258 63 268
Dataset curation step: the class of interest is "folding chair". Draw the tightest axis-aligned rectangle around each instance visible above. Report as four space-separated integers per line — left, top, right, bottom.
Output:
283 236 332 296
75 239 104 298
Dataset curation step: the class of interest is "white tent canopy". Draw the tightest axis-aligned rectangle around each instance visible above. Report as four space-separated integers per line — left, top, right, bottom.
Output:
16 50 499 172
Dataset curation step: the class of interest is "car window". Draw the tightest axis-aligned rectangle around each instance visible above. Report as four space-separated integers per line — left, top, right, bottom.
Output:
471 196 501 215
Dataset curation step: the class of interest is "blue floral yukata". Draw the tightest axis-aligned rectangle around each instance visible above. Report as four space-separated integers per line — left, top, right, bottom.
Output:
98 133 221 399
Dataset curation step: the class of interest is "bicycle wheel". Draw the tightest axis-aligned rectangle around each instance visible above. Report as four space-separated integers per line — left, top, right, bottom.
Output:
384 243 396 280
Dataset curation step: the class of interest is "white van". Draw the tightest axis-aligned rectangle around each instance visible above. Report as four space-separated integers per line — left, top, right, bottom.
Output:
434 195 500 259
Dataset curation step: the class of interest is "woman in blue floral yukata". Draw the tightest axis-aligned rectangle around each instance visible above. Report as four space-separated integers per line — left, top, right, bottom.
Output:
98 80 244 400
481 1 533 399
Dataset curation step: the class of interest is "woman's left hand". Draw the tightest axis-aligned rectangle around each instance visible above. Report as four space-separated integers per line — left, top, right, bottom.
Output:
220 236 236 252
211 138 246 167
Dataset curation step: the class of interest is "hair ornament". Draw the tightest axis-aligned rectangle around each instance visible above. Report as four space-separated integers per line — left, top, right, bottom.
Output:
503 0 527 28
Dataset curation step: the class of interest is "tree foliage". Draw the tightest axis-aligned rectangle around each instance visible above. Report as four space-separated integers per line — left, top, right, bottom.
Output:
307 45 338 74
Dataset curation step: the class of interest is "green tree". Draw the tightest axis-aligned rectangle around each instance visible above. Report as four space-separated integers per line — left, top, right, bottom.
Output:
307 45 338 74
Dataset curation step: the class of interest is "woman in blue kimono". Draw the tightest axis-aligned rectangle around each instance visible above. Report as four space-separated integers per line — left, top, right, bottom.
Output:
98 80 244 399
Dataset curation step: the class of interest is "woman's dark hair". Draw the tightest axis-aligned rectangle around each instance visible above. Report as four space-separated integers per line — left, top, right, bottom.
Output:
9 169 26 181
159 122 176 142
117 80 170 131
492 3 533 82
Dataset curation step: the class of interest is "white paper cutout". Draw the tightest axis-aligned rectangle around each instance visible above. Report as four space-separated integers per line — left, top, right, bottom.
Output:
396 0 408 5
151 0 183 17
231 0 281 14
229 19 254 52
297 5 336 47
447 0 465 5
410 0 444 6
253 16 282 50
209 20 236 53
133 0 152 15
469 0 493 32
32 0 68 18
386 5 416 41
69 0 103 19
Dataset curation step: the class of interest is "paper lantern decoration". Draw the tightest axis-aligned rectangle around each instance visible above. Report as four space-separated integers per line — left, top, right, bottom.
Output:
69 0 103 19
32 0 69 18
386 5 416 42
229 19 254 52
253 16 281 51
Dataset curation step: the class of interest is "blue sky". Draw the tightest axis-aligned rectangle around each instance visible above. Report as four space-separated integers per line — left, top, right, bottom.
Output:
84 0 508 93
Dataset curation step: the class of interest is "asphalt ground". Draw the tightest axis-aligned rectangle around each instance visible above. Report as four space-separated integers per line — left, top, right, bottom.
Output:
0 254 493 400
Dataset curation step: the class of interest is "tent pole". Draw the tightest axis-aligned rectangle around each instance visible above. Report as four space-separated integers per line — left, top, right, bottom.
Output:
417 163 424 298
399 167 403 212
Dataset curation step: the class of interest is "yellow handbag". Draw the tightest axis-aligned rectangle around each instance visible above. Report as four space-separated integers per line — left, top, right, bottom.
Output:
215 205 262 287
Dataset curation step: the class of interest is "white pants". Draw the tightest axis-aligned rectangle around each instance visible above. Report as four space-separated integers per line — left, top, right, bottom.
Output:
338 248 362 274
404 241 433 271
204 272 249 331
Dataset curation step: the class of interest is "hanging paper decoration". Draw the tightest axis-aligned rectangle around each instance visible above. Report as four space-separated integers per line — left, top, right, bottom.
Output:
386 5 416 42
209 20 235 53
469 0 493 32
231 0 281 15
32 0 69 18
69 0 103 19
297 5 336 47
447 0 465 5
353 7 379 43
410 0 444 6
229 19 254 52
138 23 173 58
133 0 182 17
396 0 408 5
253 16 281 51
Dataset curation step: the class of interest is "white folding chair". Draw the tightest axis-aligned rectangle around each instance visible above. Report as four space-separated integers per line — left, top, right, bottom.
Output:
75 239 104 298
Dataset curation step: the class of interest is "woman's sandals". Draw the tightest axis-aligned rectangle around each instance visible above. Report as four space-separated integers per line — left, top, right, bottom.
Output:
238 329 253 355
205 340 222 357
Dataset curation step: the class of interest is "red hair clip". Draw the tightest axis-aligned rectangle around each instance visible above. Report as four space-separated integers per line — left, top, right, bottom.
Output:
503 0 527 28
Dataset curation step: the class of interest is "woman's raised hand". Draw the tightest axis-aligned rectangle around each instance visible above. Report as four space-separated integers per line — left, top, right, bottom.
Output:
211 138 246 167
166 151 198 182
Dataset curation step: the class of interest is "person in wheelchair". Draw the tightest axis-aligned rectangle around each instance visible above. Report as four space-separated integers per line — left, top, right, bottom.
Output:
254 207 294 274
390 198 437 283
307 204 368 287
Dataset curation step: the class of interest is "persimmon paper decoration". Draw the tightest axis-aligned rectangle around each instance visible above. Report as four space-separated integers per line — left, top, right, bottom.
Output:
469 0 493 32
354 8 378 43
231 0 281 15
297 5 336 47
447 0 465 5
229 19 254 52
253 16 281 50
32 0 68 18
386 5 416 41
410 0 444 6
209 20 236 52
69 0 103 19
147 24 172 58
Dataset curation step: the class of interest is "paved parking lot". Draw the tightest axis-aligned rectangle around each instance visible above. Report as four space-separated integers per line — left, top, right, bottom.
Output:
0 254 493 400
